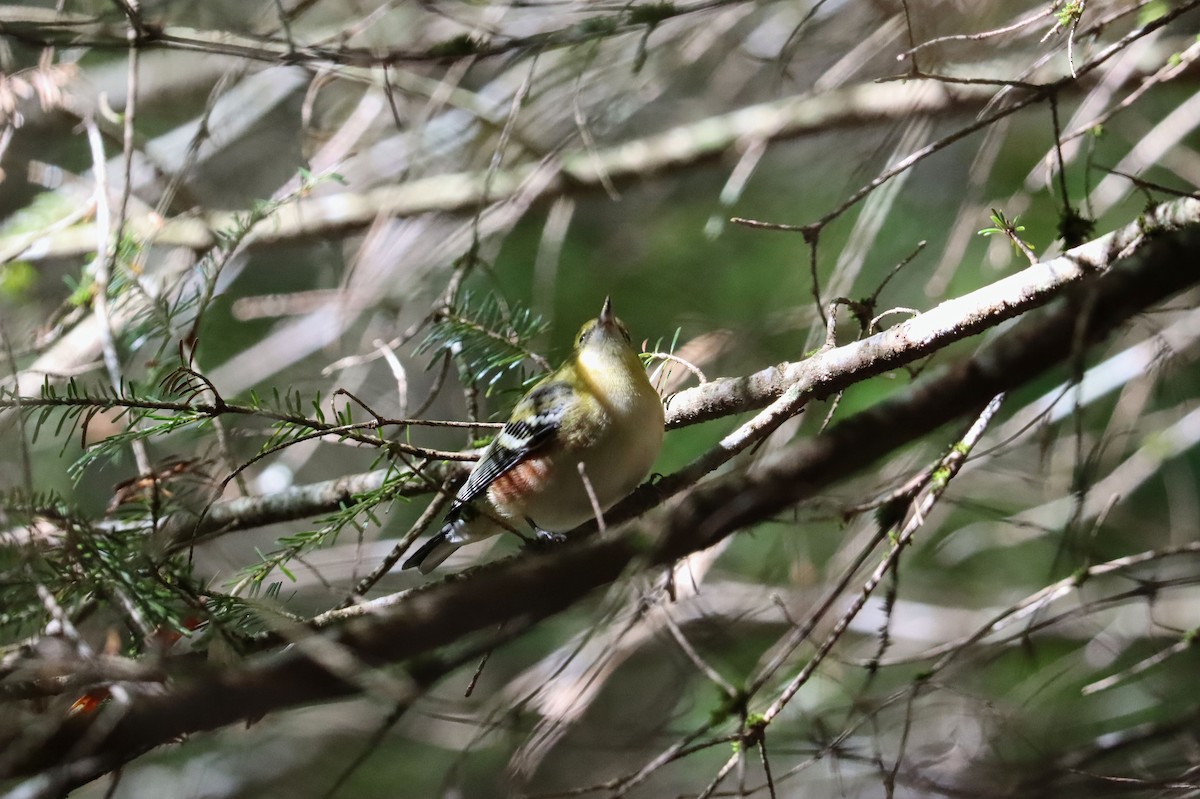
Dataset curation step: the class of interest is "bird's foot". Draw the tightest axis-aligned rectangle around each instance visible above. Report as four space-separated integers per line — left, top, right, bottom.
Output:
522 522 567 550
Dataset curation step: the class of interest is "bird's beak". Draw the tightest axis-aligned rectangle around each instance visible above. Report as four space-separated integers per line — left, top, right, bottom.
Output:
599 296 615 327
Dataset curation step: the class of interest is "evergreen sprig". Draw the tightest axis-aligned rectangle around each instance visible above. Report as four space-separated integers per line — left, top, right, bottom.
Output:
418 293 551 395
228 462 420 598
0 495 199 650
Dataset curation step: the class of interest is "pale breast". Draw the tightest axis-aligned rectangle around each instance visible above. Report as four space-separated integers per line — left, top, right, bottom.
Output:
502 389 663 531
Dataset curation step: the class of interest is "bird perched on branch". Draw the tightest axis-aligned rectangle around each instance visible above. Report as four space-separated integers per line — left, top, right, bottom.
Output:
403 297 665 573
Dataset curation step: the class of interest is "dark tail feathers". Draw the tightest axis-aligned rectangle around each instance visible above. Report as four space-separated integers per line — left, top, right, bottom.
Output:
401 530 454 573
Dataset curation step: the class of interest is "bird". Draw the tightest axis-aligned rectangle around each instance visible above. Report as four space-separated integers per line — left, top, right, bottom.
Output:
402 297 665 573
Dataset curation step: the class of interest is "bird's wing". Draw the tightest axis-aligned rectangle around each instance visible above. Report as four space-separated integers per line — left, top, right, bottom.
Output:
449 380 571 512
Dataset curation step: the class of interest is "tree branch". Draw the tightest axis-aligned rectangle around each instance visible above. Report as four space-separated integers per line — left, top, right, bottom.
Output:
0 78 1001 264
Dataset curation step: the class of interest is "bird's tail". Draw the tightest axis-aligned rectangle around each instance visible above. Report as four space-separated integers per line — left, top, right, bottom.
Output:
402 508 497 574
401 528 460 574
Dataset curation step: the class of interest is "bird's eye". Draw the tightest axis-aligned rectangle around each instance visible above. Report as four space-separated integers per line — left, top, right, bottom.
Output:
617 324 632 343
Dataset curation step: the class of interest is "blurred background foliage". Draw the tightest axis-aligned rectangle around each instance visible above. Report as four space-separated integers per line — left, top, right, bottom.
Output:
3 0 1200 796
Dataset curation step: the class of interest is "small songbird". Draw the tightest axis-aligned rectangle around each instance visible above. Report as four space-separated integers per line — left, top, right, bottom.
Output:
403 297 665 573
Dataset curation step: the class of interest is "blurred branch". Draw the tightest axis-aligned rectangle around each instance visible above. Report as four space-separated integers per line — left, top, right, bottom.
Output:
0 78 1000 264
694 393 1006 799
0 2 727 67
8 196 1200 786
0 655 164 702
5 26 1190 267
7 36 1190 263
155 463 461 548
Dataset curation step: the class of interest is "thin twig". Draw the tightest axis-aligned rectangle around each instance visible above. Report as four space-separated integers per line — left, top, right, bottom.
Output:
576 463 606 536
84 117 151 476
338 481 456 608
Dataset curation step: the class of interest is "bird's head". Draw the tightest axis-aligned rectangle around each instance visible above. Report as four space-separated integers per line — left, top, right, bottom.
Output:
570 297 656 401
573 297 635 355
